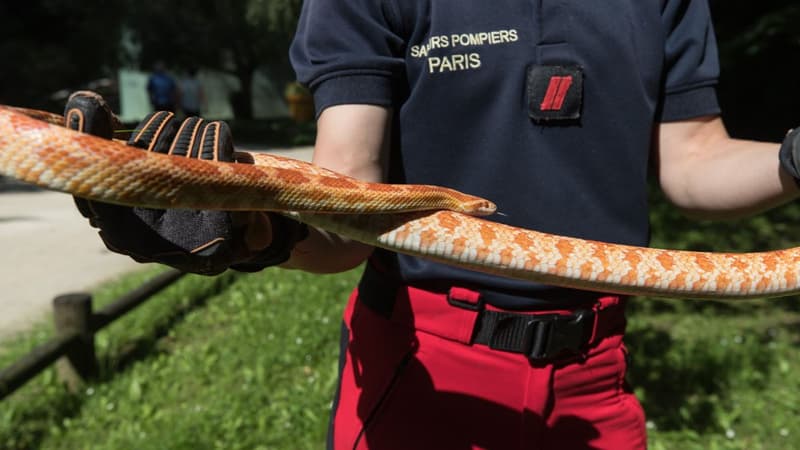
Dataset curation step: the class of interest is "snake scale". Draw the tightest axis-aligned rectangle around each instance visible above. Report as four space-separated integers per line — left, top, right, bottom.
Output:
2 105 799 300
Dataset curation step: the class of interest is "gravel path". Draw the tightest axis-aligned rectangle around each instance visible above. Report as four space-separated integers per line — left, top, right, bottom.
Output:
0 147 313 342
0 188 141 340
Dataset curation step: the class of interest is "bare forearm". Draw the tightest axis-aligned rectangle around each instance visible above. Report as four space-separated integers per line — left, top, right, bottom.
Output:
658 118 800 219
665 140 796 217
277 104 391 273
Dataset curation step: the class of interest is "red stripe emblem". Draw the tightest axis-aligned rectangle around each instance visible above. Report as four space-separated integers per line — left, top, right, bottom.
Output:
540 75 574 111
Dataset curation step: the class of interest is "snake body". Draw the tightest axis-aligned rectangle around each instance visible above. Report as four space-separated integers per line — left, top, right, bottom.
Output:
2 105 799 299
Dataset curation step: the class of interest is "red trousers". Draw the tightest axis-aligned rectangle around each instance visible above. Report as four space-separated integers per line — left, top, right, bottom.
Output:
327 283 647 450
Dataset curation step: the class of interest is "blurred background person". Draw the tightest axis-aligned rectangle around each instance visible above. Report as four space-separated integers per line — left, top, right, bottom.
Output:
146 61 177 112
179 67 205 117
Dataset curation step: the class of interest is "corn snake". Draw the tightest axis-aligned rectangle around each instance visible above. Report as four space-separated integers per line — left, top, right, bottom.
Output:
1 105 798 299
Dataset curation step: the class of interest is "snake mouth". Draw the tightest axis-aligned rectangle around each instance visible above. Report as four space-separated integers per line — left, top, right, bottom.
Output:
472 200 498 216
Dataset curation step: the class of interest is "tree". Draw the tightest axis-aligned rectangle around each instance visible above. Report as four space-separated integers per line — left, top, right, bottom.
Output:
0 1 125 110
710 1 800 140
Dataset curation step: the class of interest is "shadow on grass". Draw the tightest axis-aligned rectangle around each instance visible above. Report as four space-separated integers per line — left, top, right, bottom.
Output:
0 272 240 450
1 388 83 450
97 272 239 377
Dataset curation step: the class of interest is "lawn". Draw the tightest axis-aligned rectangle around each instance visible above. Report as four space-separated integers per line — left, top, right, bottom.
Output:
1 193 799 449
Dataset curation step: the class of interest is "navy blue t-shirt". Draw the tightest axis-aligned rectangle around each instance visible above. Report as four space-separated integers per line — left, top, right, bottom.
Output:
290 0 721 307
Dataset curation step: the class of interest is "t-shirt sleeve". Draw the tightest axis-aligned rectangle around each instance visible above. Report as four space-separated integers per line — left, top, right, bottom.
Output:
658 0 721 122
289 0 406 116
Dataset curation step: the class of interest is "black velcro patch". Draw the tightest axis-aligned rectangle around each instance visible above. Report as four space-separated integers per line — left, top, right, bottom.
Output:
527 65 584 124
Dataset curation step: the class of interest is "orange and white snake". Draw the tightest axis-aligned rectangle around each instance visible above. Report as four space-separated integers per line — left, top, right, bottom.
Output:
1 105 798 299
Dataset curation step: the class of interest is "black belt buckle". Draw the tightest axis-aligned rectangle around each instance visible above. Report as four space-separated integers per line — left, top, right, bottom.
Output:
498 309 594 363
528 309 594 362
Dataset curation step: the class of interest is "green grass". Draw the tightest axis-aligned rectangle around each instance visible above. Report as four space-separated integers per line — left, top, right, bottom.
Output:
0 266 356 450
1 194 799 449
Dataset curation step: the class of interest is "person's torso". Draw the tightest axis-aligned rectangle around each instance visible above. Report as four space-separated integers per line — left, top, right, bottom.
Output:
378 0 667 307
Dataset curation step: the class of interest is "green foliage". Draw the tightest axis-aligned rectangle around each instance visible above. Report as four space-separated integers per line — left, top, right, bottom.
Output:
0 1 125 109
246 0 303 33
710 1 800 140
712 1 800 61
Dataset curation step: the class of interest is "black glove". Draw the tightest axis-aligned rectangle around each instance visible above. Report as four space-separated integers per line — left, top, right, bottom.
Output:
66 91 307 275
779 127 800 187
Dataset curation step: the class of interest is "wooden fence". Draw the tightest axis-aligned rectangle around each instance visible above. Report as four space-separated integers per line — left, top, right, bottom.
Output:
0 269 185 400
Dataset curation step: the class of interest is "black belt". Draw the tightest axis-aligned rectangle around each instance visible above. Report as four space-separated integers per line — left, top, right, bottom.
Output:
357 264 619 364
471 308 595 362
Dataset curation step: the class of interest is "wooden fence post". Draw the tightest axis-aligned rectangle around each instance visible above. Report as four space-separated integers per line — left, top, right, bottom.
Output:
53 294 99 391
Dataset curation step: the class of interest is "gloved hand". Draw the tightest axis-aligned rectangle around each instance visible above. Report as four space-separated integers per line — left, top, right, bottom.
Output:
65 91 307 275
779 127 800 186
